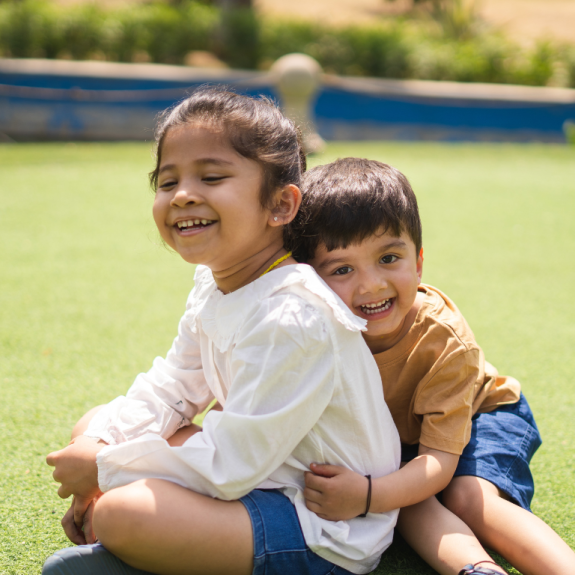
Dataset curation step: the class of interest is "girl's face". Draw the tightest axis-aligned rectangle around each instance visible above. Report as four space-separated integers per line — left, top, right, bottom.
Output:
153 124 278 271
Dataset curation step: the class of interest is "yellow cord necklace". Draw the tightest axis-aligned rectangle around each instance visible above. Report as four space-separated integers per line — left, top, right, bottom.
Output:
260 251 293 277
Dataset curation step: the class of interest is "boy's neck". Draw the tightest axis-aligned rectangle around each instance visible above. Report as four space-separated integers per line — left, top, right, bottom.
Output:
211 241 294 294
364 291 425 355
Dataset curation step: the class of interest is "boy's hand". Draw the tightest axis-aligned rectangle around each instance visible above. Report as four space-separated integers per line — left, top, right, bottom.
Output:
304 463 369 521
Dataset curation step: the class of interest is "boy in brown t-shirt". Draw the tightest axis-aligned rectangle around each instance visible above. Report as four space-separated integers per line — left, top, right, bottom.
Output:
293 158 574 575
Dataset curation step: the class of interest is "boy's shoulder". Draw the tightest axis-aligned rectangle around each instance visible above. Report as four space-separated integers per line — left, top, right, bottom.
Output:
414 284 480 354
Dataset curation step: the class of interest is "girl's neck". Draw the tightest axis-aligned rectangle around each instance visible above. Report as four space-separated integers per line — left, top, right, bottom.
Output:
211 241 295 294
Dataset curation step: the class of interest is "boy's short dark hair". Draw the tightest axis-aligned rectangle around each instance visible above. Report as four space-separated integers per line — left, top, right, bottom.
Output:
291 157 422 262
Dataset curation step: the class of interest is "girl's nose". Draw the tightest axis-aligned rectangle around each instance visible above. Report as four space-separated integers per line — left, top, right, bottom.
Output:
170 186 199 208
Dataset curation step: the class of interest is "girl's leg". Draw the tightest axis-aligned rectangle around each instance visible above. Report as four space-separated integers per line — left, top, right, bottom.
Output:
398 496 506 575
92 478 253 575
443 476 575 575
71 406 202 446
166 424 203 446
71 406 106 440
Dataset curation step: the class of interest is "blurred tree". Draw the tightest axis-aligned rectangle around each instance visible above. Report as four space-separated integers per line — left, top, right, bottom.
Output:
215 0 252 7
431 0 482 39
386 0 482 40
212 0 257 68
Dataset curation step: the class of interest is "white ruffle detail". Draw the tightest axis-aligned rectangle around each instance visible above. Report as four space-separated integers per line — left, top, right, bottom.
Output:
184 265 219 333
190 264 365 353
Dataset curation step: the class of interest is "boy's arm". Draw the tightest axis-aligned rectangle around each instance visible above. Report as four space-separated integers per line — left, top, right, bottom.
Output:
304 446 458 520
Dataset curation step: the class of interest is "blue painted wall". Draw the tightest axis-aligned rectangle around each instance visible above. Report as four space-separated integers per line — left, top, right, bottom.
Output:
1 64 574 142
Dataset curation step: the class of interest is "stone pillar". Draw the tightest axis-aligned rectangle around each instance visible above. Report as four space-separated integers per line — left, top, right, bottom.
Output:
271 53 325 154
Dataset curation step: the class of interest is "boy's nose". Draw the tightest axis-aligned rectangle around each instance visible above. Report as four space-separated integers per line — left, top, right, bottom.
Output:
358 270 387 295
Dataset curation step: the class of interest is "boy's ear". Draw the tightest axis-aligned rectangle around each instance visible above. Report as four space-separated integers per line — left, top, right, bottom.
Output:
269 184 302 227
417 247 424 283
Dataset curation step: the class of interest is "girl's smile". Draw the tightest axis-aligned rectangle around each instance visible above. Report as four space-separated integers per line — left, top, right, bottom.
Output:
154 125 279 275
175 218 217 234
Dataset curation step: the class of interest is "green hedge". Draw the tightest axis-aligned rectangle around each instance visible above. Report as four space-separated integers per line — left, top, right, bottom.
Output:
0 0 574 88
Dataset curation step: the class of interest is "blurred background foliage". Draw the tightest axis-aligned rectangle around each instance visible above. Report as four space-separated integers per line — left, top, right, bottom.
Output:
0 0 574 88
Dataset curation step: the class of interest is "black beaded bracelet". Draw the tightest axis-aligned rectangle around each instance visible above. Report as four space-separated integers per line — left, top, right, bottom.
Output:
358 474 372 517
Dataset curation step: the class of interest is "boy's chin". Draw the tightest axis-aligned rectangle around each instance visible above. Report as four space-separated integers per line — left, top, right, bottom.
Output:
363 320 404 341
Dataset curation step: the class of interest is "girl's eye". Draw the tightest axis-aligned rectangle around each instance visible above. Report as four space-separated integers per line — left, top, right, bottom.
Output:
380 255 398 264
203 176 226 183
159 180 176 190
333 266 353 276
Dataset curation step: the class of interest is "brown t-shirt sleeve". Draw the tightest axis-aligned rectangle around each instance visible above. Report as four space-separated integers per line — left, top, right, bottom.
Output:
415 348 480 455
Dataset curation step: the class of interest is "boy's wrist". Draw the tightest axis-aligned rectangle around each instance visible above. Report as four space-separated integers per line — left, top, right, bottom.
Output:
368 474 396 514
357 475 372 517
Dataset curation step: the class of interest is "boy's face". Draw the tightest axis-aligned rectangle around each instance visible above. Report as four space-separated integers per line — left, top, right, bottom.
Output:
310 230 423 351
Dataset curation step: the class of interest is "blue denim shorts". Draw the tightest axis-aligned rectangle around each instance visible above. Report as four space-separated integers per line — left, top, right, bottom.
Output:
240 489 353 575
401 393 542 511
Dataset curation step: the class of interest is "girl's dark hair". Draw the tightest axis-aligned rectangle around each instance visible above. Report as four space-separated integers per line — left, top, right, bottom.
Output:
150 87 306 242
292 157 422 262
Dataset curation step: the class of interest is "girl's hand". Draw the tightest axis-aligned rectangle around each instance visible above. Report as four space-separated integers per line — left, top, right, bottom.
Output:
62 496 99 545
304 463 370 521
46 435 104 504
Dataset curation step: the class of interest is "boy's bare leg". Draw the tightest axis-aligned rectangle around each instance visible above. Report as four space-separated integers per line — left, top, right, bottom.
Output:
93 478 253 575
398 496 506 575
443 476 575 575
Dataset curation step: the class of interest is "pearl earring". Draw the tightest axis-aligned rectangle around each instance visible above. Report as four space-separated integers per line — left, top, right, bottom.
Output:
274 217 278 221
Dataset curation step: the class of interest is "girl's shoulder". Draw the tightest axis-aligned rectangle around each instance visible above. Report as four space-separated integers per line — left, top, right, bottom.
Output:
264 264 365 334
187 264 366 351
182 265 219 317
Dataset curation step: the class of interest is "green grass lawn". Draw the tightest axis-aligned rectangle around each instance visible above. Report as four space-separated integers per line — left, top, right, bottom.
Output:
1 141 574 574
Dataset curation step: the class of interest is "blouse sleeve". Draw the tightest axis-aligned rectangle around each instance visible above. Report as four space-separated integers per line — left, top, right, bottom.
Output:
95 293 337 500
415 349 480 455
84 296 214 446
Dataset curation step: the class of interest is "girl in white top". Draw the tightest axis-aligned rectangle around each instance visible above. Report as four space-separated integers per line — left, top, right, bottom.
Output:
44 88 400 575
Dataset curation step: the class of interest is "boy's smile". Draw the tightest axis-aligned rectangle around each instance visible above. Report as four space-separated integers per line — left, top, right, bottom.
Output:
310 230 423 353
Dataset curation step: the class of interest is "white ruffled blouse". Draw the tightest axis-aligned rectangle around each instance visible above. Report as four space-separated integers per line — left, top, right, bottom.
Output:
85 264 400 574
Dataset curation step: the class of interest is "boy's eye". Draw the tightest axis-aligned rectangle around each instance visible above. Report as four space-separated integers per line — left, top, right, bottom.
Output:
333 266 353 276
380 255 398 264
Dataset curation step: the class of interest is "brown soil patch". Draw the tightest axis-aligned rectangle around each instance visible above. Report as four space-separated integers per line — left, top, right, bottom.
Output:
255 0 575 46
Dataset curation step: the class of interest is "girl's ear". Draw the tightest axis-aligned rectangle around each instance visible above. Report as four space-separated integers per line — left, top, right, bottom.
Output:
269 184 302 227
